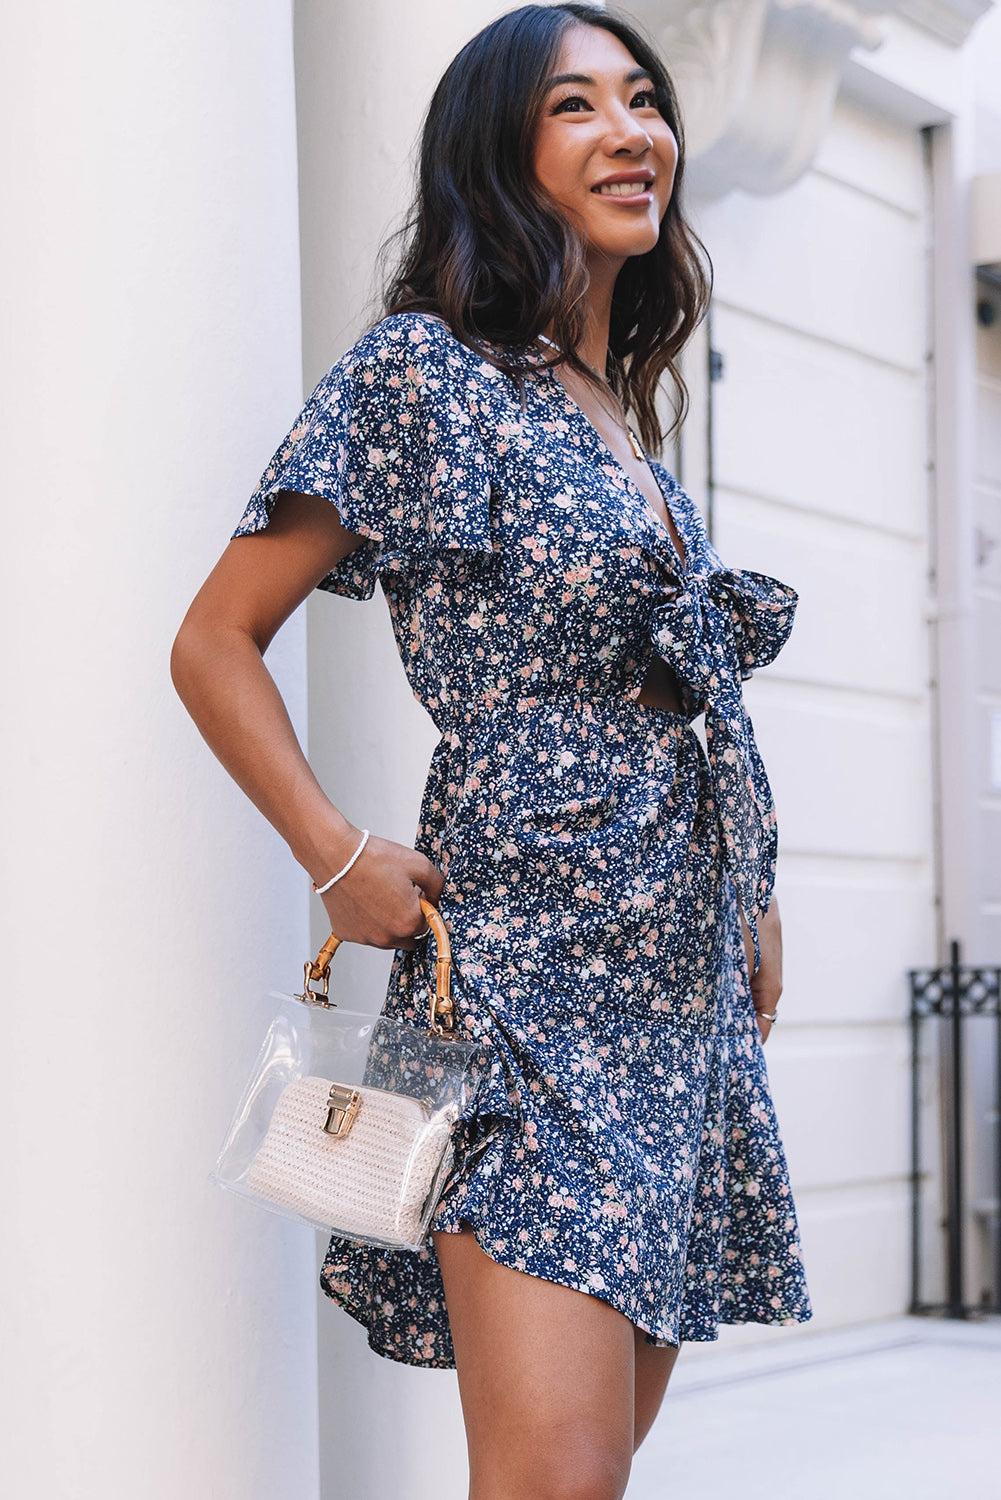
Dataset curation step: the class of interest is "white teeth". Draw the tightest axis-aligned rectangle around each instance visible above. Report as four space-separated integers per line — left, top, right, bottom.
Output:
594 181 650 196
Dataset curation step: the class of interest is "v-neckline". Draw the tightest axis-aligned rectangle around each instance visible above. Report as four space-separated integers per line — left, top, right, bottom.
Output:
536 360 688 575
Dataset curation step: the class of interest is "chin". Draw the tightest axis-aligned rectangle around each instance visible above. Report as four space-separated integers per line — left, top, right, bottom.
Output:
589 232 660 260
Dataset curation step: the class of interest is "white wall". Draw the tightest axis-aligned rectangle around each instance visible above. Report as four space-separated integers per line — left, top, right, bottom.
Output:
970 7 1001 966
291 5 512 1496
967 0 1001 1312
0 5 319 1497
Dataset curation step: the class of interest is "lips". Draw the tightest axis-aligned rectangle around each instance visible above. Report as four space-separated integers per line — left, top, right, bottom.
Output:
592 181 653 197
590 171 655 198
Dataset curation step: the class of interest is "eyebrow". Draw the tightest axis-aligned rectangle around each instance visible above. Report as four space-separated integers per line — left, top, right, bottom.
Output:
545 68 654 89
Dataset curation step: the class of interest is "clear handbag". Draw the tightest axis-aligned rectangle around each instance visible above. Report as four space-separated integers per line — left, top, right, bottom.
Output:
211 898 486 1250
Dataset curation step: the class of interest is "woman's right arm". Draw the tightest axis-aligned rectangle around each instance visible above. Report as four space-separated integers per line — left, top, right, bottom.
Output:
169 488 444 950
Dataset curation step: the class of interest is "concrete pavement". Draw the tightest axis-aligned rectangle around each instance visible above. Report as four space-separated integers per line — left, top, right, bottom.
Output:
630 1315 1001 1499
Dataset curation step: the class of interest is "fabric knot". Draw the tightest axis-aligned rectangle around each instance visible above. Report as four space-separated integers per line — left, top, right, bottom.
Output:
649 568 798 973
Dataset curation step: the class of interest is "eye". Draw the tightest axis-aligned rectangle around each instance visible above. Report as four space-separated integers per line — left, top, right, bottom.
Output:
550 92 589 114
551 88 661 115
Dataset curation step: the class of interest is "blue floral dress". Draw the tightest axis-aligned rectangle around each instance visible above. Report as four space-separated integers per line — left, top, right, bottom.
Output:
232 310 813 1367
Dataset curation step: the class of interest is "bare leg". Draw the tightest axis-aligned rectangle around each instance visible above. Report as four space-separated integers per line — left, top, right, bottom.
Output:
433 1223 637 1500
632 1326 681 1451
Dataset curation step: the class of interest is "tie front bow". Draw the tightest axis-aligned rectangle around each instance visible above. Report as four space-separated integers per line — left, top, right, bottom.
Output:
649 567 798 972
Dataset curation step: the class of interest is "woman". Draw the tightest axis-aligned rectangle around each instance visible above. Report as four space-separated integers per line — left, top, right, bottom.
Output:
172 4 811 1494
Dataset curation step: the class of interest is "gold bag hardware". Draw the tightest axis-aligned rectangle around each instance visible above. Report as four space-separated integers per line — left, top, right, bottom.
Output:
323 1083 361 1137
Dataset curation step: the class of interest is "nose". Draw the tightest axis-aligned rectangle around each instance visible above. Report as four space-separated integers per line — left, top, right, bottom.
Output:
604 101 653 156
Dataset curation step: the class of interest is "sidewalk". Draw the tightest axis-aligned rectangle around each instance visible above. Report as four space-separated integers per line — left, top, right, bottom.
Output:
630 1315 1001 1500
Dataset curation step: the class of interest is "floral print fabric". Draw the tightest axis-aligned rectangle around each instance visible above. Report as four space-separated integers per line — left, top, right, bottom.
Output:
232 311 812 1367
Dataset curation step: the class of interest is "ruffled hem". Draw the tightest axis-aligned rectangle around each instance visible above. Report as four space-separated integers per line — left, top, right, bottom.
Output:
318 1000 813 1368
679 1302 814 1343
428 1170 687 1350
318 1188 812 1369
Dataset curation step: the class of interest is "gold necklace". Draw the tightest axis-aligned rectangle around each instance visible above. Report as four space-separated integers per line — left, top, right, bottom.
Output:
537 334 645 461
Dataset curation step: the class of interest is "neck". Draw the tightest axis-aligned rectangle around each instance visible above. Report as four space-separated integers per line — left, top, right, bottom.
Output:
543 254 620 374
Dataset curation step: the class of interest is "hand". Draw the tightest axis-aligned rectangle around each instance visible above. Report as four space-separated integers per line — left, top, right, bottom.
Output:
739 896 783 1042
313 825 445 951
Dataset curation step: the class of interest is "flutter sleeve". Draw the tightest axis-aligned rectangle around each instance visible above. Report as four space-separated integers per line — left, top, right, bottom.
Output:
230 313 497 600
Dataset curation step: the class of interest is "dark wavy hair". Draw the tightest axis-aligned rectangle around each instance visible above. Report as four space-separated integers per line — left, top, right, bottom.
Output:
370 1 712 453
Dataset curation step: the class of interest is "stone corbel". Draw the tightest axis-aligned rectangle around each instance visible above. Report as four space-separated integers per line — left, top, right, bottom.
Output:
628 0 891 199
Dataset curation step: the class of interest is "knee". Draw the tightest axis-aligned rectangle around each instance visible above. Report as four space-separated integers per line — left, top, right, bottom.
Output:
510 1440 632 1500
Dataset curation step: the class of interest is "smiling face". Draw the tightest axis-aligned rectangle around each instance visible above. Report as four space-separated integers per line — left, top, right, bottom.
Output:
532 24 679 268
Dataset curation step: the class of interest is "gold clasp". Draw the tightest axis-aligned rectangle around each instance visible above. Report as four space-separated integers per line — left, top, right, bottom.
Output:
294 931 344 1006
322 1083 361 1137
429 949 456 1035
295 958 332 1007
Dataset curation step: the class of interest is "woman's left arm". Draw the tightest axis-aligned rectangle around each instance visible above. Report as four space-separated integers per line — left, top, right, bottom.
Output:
739 897 783 1042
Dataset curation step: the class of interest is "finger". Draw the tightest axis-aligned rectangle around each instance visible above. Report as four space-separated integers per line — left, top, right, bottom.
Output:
405 884 433 938
396 925 433 952
410 853 445 904
390 881 435 952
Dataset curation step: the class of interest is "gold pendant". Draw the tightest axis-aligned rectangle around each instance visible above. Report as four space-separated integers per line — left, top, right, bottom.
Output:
538 331 644 461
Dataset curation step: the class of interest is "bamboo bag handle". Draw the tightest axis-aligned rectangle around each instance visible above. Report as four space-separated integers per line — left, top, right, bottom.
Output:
299 897 456 1035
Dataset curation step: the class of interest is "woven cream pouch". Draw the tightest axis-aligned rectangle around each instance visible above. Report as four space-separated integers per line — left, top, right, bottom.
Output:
246 1077 459 1243
212 897 485 1249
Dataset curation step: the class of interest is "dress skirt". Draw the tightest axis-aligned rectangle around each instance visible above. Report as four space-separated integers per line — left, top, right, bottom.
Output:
319 694 812 1367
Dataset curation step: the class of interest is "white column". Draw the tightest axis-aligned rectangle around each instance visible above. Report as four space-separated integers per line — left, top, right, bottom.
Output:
292 4 502 1496
929 115 980 963
0 4 318 1497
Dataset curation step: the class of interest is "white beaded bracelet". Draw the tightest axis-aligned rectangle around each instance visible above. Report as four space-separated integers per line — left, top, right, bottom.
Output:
312 829 370 894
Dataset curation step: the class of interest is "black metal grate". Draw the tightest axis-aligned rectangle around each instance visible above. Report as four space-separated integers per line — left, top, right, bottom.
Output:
908 940 1001 1319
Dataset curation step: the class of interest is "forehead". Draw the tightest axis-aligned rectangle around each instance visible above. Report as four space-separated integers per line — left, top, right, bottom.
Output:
548 23 648 83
